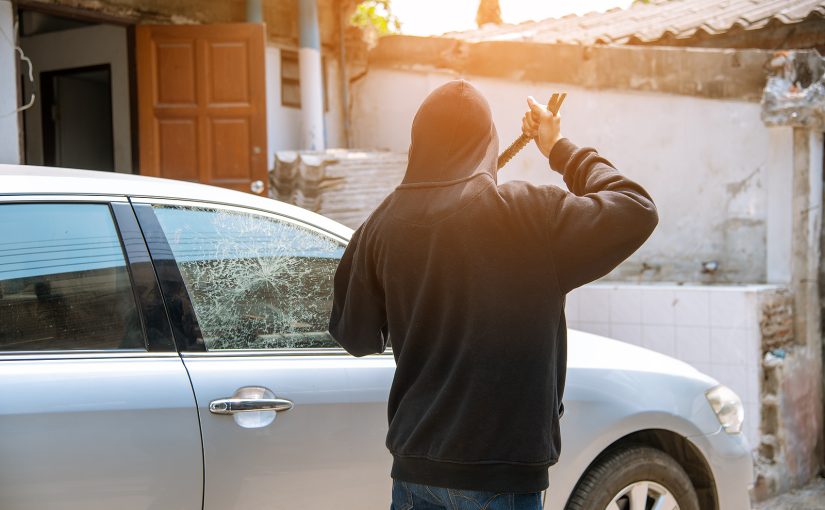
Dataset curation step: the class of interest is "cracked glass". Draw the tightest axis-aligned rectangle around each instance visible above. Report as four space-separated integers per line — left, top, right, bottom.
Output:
153 205 345 350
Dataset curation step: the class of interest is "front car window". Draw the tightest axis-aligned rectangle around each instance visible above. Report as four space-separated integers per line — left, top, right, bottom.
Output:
0 203 144 351
152 205 345 350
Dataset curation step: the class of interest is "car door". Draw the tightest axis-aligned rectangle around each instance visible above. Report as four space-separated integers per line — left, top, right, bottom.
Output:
0 197 202 510
132 198 394 510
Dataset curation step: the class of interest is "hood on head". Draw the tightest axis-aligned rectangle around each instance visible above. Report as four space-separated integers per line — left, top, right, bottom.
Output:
403 80 499 185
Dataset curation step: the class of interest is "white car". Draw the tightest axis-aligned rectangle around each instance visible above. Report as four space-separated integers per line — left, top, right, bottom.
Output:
0 165 752 510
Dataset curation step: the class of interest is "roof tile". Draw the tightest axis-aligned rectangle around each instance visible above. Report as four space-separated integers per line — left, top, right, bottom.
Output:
447 0 825 46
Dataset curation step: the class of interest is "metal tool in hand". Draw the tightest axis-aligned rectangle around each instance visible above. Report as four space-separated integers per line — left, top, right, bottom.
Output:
496 92 567 170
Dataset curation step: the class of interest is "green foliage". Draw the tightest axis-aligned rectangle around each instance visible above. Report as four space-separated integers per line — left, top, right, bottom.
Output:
350 0 401 37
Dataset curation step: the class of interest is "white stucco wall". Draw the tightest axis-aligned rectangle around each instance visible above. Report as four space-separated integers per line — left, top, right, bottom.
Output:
265 45 346 165
19 24 131 173
350 68 796 284
0 0 19 164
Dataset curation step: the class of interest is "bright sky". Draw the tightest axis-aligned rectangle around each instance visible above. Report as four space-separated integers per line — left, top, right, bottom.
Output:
393 0 635 36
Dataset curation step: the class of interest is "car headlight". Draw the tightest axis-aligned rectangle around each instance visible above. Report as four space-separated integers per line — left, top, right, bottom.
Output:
705 384 744 434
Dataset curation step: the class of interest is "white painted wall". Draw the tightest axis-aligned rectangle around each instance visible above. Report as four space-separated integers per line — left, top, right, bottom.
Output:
0 0 19 164
265 45 346 167
19 24 130 173
266 46 303 154
350 68 796 284
566 283 774 447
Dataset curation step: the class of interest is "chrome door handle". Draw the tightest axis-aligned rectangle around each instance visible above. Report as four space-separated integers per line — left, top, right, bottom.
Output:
209 397 293 415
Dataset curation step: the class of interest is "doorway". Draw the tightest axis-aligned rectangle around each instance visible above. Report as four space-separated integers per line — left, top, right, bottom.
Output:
17 7 133 173
13 4 269 193
40 64 114 171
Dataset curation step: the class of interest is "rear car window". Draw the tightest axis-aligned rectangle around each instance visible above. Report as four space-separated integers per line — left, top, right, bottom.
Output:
152 205 345 350
0 203 144 351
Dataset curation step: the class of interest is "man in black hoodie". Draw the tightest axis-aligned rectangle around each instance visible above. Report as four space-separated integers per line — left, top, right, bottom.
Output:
329 80 657 509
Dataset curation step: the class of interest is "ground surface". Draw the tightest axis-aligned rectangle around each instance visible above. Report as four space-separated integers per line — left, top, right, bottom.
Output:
754 477 825 509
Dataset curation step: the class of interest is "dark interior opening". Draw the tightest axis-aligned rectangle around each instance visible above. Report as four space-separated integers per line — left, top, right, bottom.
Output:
40 64 114 172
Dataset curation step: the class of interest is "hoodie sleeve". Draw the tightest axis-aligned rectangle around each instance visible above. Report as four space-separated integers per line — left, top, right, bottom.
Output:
328 226 388 357
545 139 658 293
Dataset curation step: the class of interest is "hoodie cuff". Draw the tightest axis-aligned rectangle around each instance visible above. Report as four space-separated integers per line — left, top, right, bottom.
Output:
548 138 578 174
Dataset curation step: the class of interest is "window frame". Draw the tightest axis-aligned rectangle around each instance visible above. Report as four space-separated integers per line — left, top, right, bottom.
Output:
279 48 329 111
0 195 176 359
280 48 301 109
131 197 354 357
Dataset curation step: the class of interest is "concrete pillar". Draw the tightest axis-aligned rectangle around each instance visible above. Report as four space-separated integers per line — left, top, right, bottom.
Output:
784 128 824 489
246 0 263 23
766 127 795 284
0 1 20 164
298 0 325 151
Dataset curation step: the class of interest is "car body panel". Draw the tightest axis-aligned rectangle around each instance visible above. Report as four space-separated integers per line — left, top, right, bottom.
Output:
547 366 727 507
689 428 754 510
182 353 394 510
0 355 202 510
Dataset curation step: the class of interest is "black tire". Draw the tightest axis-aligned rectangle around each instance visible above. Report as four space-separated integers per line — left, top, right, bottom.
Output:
565 446 700 510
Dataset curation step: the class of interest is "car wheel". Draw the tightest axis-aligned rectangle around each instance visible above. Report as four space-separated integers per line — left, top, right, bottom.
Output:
565 446 699 510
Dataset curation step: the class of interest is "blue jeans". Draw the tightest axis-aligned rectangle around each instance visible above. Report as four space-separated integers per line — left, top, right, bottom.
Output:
391 480 543 510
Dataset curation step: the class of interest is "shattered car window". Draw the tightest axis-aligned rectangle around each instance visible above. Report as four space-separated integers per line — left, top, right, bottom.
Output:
153 205 345 350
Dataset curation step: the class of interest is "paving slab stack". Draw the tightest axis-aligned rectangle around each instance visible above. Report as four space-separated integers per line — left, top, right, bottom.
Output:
271 149 408 229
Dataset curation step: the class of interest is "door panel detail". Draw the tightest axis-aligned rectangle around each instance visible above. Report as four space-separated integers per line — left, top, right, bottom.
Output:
205 42 249 104
184 355 394 510
157 119 199 180
137 24 268 194
154 41 197 106
209 386 293 429
209 118 250 180
0 358 202 510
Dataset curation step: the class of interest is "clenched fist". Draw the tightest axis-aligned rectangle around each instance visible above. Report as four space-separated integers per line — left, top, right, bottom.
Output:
521 96 562 159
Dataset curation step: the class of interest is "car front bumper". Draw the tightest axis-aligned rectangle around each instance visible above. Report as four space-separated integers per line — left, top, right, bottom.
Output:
688 427 754 510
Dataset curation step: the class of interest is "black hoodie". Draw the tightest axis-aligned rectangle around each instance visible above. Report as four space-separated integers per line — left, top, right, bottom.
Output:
329 80 658 493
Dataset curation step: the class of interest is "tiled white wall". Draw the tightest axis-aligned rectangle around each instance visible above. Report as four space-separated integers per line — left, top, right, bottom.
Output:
566 283 782 447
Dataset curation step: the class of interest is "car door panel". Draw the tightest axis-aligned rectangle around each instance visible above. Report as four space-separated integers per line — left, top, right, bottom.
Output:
0 356 202 510
183 354 394 510
136 200 395 509
0 199 202 510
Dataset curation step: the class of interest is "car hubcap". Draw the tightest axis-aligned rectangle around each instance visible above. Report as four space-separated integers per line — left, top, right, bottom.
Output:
605 481 679 510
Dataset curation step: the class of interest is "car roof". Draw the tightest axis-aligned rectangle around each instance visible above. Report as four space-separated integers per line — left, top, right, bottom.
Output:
0 164 353 240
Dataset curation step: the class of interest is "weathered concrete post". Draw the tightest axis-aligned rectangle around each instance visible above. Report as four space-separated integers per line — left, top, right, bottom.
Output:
758 50 825 497
298 0 326 151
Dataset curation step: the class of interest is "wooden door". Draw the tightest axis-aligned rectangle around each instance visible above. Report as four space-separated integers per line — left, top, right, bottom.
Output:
136 24 268 195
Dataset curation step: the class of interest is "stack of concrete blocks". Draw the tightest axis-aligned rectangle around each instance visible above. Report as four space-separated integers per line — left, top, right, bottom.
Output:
271 149 408 229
